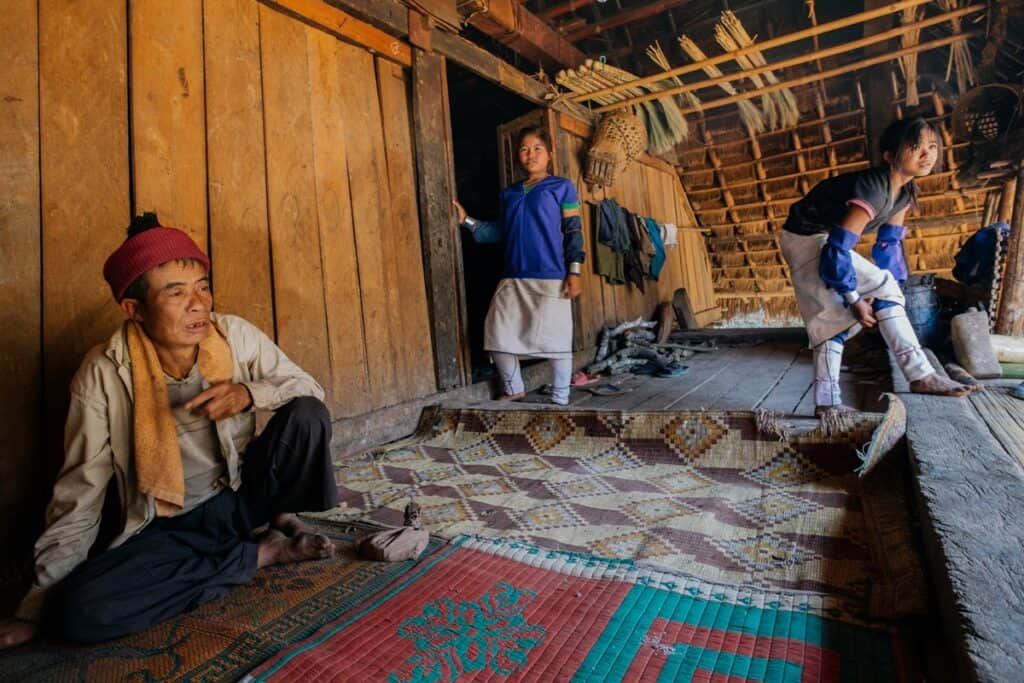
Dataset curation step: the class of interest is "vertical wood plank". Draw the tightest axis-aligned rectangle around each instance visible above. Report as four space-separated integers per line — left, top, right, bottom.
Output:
203 0 274 335
335 39 401 408
376 59 436 400
306 28 370 416
0 0 42 542
40 0 130 470
412 48 465 390
259 4 331 389
130 0 207 247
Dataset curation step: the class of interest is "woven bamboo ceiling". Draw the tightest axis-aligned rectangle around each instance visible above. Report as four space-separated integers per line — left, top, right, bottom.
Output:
461 0 1024 322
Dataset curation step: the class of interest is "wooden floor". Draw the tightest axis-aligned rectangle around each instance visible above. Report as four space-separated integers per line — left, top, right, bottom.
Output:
465 334 891 417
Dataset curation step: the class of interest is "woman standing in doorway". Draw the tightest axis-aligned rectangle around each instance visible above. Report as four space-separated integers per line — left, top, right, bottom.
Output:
780 116 978 418
453 126 585 405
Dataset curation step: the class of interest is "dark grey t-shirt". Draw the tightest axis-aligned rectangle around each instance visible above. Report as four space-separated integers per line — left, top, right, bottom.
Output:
166 365 226 513
783 166 915 237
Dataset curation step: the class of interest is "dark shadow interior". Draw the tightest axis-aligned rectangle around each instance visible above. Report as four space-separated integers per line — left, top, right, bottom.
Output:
447 63 535 378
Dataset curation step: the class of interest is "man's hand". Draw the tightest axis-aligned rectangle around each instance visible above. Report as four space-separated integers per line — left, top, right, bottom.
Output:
185 382 253 421
562 274 582 299
0 617 39 650
851 298 876 328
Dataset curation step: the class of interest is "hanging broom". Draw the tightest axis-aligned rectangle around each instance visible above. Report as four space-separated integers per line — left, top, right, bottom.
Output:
899 6 923 106
646 40 699 141
592 59 689 154
717 11 800 130
679 35 766 133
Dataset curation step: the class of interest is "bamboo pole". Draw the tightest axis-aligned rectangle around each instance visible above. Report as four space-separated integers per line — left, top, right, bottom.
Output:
595 30 983 114
996 165 1024 335
571 0 971 103
998 177 1017 223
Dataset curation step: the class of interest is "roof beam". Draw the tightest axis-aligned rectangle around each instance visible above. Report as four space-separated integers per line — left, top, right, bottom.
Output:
467 0 586 68
565 0 692 43
539 0 598 21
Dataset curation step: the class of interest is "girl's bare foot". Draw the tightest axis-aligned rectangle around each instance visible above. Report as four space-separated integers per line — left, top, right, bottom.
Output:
271 512 313 537
257 530 334 568
909 373 980 397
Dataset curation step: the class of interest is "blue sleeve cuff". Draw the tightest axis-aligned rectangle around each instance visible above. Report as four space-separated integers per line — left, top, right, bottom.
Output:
820 225 860 300
876 224 906 242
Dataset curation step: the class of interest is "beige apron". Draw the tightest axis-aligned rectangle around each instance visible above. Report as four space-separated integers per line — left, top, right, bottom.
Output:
780 230 904 348
484 278 573 359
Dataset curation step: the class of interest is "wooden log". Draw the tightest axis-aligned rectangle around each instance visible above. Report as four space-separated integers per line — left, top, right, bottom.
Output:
130 0 207 248
203 0 274 335
595 32 982 114
40 0 130 475
258 5 332 390
306 28 369 416
268 0 410 65
1 0 42 548
412 48 466 390
996 165 1024 335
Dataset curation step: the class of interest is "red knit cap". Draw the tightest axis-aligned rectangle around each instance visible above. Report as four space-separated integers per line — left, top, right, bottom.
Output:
103 227 211 302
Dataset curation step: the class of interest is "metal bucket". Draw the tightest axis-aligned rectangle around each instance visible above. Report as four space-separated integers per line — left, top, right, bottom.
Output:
904 279 943 348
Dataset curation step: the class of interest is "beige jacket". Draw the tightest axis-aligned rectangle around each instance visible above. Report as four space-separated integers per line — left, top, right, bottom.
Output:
15 313 324 621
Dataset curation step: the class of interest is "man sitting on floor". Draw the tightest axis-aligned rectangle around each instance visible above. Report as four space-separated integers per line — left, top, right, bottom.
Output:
0 214 339 648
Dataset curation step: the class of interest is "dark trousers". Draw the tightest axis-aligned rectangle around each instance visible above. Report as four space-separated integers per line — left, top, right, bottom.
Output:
49 396 338 643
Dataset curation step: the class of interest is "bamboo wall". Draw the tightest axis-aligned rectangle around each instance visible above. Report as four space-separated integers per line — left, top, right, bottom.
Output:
0 0 436 539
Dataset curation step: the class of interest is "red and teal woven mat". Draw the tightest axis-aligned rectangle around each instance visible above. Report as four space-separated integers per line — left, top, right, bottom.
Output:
246 535 907 682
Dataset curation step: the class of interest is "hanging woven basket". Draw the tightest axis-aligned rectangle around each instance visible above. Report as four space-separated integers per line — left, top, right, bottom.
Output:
952 84 1024 142
584 110 647 189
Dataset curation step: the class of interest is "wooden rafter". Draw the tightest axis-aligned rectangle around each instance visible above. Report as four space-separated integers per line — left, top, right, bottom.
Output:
571 0 945 102
565 0 693 42
594 29 984 112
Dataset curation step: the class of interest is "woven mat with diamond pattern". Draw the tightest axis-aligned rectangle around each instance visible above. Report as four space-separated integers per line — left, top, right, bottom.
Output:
331 408 885 604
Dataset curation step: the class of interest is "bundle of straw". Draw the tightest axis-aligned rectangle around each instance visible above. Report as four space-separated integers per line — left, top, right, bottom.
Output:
715 11 800 130
645 41 700 141
899 6 923 106
936 0 976 96
679 35 766 133
592 59 689 154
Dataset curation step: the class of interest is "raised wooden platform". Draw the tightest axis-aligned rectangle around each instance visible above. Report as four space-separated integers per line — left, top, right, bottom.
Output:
893 360 1024 681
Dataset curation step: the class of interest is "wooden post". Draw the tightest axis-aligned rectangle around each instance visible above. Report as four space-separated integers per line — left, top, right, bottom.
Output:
995 166 1024 336
412 47 468 390
999 177 1017 223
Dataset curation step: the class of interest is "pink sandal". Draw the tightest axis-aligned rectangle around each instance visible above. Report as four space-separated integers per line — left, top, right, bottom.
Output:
571 371 600 387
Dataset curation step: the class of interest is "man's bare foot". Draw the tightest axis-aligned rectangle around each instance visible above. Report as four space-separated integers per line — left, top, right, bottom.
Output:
497 392 525 402
910 373 980 397
257 531 334 568
814 404 858 419
271 512 313 537
0 617 38 650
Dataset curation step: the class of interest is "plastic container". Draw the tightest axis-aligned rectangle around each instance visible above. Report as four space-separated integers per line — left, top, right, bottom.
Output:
950 308 1002 378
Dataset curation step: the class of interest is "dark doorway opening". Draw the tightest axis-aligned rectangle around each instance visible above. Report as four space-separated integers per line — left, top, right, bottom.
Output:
447 63 535 379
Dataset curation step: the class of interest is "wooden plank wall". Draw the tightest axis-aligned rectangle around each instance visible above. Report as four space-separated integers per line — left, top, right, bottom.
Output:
556 125 719 350
0 0 436 542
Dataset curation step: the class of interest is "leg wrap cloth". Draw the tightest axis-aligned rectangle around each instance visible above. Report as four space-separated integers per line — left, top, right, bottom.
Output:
491 353 572 405
492 352 525 396
875 302 932 382
814 332 847 407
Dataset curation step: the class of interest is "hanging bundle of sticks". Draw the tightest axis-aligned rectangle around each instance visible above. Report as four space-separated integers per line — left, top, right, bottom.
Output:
899 5 924 106
714 11 800 130
936 0 976 96
555 59 689 154
678 35 766 133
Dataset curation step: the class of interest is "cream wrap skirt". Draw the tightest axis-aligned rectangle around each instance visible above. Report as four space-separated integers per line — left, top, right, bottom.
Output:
484 278 573 359
780 230 904 348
